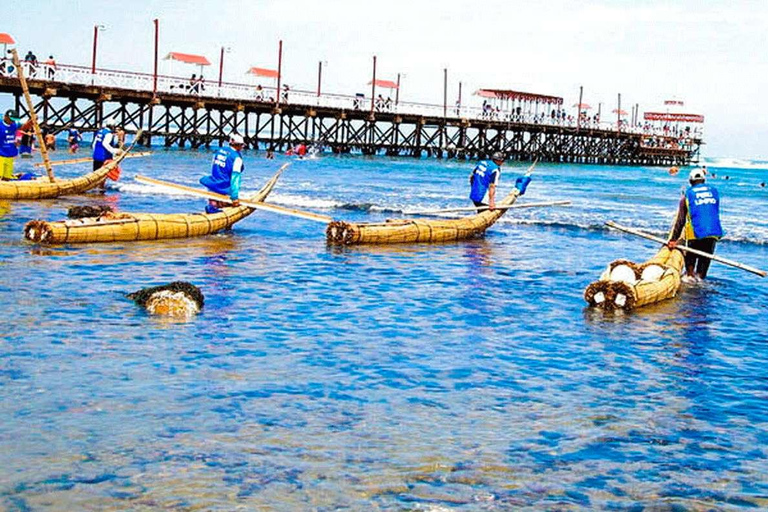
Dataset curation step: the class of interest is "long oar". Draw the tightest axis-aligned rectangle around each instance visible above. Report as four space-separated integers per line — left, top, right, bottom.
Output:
405 200 571 216
11 48 54 181
34 151 152 168
134 173 332 224
606 221 766 278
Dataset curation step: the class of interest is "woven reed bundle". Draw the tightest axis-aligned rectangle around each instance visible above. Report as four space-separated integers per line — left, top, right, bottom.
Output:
67 205 114 219
326 188 521 245
0 162 114 200
584 246 684 311
23 165 283 245
127 281 204 318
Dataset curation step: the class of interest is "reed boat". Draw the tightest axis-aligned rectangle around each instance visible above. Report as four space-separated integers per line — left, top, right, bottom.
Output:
0 157 122 200
326 187 524 245
584 246 684 311
23 167 284 245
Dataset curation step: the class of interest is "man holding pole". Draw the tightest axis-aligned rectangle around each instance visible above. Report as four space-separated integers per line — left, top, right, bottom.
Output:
0 109 33 181
667 167 723 280
469 151 531 210
200 133 245 213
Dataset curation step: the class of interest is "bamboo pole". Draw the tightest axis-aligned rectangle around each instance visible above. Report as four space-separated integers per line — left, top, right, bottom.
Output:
34 151 152 168
134 167 333 224
605 221 766 278
406 200 571 216
11 48 55 181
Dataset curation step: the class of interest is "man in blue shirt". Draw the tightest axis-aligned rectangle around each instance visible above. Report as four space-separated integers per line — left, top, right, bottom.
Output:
667 167 724 279
200 133 246 213
92 122 120 171
0 109 34 181
469 151 531 210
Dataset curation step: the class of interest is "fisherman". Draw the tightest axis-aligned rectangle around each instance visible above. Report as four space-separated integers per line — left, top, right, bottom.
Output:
92 122 120 171
0 109 34 180
18 126 35 157
67 127 82 153
667 167 723 280
200 133 245 213
92 122 121 190
469 151 531 210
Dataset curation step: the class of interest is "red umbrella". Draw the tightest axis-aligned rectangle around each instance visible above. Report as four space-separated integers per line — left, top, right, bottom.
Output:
612 108 628 115
247 67 279 79
368 79 399 89
573 102 592 110
0 33 14 57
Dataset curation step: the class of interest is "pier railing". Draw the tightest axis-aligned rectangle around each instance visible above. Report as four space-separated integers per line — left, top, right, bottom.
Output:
0 58 702 145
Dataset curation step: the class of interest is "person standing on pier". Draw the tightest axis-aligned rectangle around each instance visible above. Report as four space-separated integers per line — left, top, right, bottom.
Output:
667 167 723 280
0 110 33 180
469 152 531 210
200 133 246 214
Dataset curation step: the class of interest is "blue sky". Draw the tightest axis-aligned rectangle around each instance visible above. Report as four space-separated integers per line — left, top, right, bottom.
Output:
3 0 768 159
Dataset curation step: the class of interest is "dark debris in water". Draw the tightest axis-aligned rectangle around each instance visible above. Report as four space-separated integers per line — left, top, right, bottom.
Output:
67 205 114 219
126 281 204 309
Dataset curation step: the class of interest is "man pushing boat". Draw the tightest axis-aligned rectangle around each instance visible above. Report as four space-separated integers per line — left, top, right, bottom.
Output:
469 151 531 210
200 133 245 213
666 167 723 280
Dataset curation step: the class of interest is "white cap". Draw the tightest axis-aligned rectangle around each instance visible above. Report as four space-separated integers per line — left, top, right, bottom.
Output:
689 168 706 182
229 134 244 145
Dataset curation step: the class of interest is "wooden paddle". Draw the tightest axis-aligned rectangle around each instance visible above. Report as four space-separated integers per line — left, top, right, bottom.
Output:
405 200 571 216
134 171 333 224
606 221 766 278
10 48 54 181
34 152 152 168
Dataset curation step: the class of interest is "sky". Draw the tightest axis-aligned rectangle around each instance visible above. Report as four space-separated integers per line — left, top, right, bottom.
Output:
3 0 768 159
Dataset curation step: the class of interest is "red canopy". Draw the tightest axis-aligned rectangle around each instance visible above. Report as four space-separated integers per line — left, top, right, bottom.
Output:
368 79 398 89
475 89 563 105
164 52 211 66
247 67 279 78
0 33 14 45
644 112 704 123
573 102 592 110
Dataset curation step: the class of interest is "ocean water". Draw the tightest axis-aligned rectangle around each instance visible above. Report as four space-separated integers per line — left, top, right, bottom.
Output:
1 147 767 510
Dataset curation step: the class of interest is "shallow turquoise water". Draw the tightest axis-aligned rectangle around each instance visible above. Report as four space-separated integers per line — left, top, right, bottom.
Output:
1 147 767 510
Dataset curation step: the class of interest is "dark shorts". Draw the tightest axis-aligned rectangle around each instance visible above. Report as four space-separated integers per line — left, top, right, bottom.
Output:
685 238 718 278
93 159 105 171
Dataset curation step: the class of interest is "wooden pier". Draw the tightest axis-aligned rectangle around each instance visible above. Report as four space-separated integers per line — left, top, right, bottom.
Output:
0 71 700 166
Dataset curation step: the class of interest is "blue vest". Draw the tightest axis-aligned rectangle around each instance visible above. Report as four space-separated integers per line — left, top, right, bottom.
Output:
200 147 244 196
469 160 500 203
685 183 723 239
92 128 112 161
0 121 19 158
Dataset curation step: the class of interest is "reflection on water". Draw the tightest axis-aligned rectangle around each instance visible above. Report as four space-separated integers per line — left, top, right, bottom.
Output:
1 151 767 509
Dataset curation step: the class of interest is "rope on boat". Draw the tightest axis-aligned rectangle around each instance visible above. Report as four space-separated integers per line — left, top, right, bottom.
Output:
23 220 54 244
326 221 357 245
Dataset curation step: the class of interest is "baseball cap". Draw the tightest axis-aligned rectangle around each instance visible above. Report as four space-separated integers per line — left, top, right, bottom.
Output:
5 109 20 121
229 134 245 145
491 151 505 162
689 168 706 182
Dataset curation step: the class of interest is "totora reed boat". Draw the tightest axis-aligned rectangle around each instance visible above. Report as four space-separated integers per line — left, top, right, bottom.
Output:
584 246 684 311
23 167 285 245
326 185 526 246
0 155 125 200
